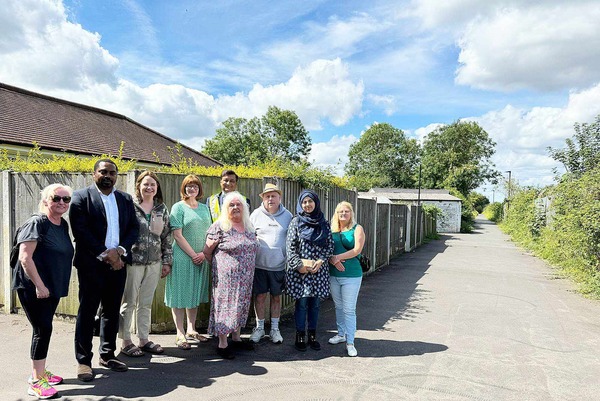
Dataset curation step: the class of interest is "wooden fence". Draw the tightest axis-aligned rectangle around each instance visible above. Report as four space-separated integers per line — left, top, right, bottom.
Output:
0 170 435 331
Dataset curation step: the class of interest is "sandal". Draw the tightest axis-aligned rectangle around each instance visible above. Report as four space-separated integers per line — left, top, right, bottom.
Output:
186 332 210 343
121 343 144 357
175 336 191 350
140 341 164 354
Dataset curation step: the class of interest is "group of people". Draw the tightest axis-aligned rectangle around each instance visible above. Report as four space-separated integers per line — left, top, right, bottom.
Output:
12 160 366 400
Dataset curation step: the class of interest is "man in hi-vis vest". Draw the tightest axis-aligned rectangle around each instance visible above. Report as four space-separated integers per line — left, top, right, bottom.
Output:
206 169 250 222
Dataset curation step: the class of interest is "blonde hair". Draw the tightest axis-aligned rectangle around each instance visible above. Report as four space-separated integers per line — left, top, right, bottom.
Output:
217 191 254 232
331 201 356 233
39 183 73 214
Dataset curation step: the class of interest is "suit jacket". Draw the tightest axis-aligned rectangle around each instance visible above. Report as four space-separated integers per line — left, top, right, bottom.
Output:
69 184 140 268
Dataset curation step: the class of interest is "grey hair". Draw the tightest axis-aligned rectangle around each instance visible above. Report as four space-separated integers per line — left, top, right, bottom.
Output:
217 191 254 232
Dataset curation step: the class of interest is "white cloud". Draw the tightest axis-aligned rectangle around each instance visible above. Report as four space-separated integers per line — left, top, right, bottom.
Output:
455 3 600 91
467 83 600 185
263 13 385 69
412 123 444 143
310 134 358 175
0 0 119 90
0 1 364 146
214 59 364 130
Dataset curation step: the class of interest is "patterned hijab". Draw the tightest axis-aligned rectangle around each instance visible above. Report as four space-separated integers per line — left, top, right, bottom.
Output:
296 189 331 246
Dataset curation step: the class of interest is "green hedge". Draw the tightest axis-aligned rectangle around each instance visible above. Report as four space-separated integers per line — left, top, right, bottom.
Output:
499 170 600 298
483 202 503 222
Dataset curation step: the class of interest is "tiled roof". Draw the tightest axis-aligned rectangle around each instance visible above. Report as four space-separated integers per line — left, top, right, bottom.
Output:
0 82 221 167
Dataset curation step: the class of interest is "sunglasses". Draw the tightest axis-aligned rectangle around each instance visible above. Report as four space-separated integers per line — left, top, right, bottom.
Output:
51 195 72 203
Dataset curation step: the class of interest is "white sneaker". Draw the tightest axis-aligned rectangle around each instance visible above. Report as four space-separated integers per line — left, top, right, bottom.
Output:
250 327 265 343
270 328 283 344
346 343 358 357
328 334 346 344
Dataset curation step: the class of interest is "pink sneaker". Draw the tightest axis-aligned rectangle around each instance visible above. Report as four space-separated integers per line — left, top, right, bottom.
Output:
28 370 63 385
27 377 58 399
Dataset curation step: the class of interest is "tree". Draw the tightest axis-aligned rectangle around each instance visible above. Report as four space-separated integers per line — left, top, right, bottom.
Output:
468 191 490 213
202 106 311 165
421 121 498 197
547 114 600 179
345 123 420 190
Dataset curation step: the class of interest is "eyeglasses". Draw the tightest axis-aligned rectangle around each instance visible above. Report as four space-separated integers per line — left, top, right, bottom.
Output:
51 195 71 203
186 185 199 190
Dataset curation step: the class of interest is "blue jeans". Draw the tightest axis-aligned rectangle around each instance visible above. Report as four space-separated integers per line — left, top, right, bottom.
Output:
329 276 362 344
294 297 320 331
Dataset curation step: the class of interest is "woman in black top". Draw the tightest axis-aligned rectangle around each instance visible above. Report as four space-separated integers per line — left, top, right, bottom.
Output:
13 183 74 400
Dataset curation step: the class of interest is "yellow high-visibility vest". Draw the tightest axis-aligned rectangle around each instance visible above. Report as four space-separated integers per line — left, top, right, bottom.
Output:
208 193 247 222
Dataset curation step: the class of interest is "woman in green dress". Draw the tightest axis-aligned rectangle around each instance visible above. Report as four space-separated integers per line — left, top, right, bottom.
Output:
165 175 212 350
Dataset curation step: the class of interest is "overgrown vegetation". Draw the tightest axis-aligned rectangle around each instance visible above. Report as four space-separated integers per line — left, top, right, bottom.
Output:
483 202 503 222
1 142 341 190
493 115 600 298
499 175 600 298
448 188 477 233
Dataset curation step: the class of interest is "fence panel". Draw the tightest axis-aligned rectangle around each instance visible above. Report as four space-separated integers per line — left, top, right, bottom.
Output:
375 204 389 268
2 171 437 329
0 171 7 310
356 198 375 272
390 204 407 257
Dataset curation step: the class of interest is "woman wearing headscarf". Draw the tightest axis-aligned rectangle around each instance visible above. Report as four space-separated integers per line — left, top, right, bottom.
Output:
285 189 334 352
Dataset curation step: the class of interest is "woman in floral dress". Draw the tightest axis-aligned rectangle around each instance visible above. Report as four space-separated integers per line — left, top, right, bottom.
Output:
203 191 259 359
285 189 334 352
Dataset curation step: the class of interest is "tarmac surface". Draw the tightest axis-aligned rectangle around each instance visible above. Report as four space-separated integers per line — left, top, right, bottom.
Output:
2 216 600 401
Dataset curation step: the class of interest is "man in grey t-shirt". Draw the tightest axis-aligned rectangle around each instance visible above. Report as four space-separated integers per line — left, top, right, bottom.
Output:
249 183 293 343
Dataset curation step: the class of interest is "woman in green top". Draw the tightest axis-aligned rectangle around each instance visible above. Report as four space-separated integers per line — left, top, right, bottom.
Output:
165 175 212 350
328 201 365 357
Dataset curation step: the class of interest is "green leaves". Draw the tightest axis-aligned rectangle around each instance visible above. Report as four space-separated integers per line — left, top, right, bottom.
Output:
548 115 600 179
202 106 311 165
421 121 498 197
345 123 420 190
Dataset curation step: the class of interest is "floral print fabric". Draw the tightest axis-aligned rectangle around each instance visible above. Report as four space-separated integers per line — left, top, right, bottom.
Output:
207 223 259 335
285 216 334 300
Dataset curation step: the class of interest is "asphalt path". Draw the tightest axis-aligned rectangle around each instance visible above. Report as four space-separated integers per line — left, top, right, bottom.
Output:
2 216 600 400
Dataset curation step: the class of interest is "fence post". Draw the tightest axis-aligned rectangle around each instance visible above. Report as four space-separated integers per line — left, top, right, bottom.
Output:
372 200 378 269
386 204 391 265
405 206 412 252
2 170 14 313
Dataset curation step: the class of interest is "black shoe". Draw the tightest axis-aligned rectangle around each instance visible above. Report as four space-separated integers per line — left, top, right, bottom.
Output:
99 357 128 372
307 330 321 350
295 331 307 352
232 339 254 351
217 345 235 359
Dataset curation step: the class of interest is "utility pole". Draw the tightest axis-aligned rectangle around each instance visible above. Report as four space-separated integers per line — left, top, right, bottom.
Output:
505 170 512 210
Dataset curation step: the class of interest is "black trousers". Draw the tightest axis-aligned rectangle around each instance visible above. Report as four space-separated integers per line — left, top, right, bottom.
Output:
74 262 126 366
17 288 60 361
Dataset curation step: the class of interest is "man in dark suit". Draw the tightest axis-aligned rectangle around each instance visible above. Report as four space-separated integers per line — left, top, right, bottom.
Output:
70 159 139 381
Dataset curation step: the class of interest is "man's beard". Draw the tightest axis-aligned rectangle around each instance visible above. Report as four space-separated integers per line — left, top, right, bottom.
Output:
98 178 114 189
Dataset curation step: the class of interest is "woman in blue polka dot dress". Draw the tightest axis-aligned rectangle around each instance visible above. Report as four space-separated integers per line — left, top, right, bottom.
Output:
285 189 334 352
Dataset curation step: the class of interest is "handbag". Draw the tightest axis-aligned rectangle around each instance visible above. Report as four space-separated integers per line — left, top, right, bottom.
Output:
338 232 371 273
357 253 371 273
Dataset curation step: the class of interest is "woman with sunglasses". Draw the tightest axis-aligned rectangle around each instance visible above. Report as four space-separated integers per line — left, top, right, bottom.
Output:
12 184 74 399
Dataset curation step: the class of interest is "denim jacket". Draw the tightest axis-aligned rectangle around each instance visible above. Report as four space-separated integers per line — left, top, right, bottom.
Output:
131 202 173 266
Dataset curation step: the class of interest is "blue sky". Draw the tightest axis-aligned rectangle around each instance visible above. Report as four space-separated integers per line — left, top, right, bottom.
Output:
2 0 600 201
